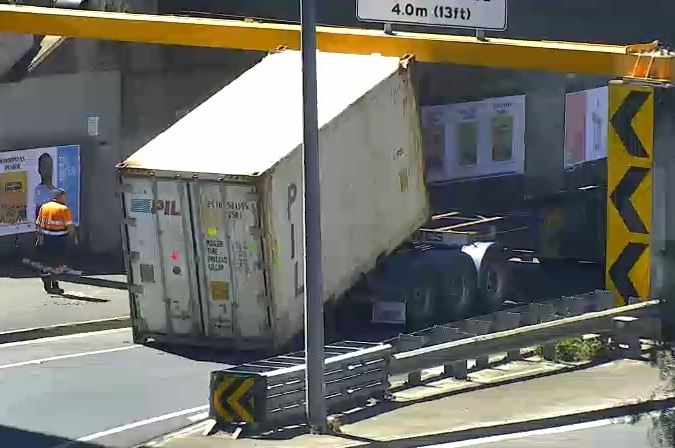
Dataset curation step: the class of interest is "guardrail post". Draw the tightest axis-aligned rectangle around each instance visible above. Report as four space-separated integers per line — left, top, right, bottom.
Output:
431 325 469 378
495 311 522 362
523 302 544 325
573 295 589 315
612 316 642 360
561 296 586 317
594 290 616 312
397 334 425 385
430 326 456 377
463 319 491 369
526 303 557 361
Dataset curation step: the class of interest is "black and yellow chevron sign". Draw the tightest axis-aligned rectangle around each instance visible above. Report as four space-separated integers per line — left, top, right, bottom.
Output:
209 371 266 425
606 82 654 306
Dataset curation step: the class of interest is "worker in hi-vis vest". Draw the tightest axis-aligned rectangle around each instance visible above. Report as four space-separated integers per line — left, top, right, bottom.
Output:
35 188 77 294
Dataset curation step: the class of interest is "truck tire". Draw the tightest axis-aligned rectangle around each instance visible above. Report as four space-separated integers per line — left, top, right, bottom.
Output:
405 260 440 330
436 250 478 321
405 250 477 328
476 246 512 313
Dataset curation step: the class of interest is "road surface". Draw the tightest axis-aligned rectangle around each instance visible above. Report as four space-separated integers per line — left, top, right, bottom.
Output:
0 328 244 448
441 414 664 448
0 276 129 333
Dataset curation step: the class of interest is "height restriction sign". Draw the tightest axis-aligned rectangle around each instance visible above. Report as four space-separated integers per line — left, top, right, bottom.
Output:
357 0 508 31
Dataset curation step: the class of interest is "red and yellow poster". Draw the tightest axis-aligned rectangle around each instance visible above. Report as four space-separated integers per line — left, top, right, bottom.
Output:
564 90 587 167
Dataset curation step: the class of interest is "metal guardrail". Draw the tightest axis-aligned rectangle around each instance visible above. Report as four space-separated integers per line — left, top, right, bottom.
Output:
391 298 659 376
209 290 661 434
211 341 392 432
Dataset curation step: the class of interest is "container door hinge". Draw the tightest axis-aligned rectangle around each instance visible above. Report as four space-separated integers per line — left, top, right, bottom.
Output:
124 217 137 227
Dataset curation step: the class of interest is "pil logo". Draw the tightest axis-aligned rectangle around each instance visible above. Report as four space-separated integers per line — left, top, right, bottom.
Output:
130 198 181 216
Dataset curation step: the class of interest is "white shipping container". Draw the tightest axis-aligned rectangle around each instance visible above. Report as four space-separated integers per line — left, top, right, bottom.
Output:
117 50 429 350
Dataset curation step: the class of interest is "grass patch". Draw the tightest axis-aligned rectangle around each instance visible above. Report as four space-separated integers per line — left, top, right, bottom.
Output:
535 336 611 362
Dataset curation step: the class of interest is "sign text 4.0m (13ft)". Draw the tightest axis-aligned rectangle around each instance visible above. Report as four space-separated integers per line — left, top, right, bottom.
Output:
356 0 507 31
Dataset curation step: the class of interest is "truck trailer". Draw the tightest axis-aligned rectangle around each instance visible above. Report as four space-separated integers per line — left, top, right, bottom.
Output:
117 49 511 352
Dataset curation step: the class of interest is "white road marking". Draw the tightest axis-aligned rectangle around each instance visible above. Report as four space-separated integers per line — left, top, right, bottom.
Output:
431 412 659 447
0 345 139 369
0 327 130 349
53 404 210 447
187 411 210 422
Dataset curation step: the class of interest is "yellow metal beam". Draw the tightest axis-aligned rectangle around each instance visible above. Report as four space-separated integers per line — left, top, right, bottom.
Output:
0 5 674 80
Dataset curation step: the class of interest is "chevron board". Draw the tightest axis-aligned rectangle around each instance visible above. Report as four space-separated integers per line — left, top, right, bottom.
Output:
606 82 654 306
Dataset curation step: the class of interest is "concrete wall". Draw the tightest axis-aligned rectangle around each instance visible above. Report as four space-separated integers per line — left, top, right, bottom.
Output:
0 71 121 256
0 40 265 259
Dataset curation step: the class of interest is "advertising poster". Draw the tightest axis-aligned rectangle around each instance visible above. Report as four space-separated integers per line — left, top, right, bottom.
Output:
420 95 526 183
564 90 588 167
0 144 81 237
456 103 479 167
491 113 515 162
564 86 608 168
420 105 446 170
481 96 526 178
420 105 449 182
586 86 608 163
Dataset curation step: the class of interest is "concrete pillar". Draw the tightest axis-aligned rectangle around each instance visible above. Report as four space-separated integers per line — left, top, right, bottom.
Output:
522 74 566 198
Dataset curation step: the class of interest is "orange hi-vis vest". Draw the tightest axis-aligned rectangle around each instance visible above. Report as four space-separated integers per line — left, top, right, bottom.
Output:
36 201 73 236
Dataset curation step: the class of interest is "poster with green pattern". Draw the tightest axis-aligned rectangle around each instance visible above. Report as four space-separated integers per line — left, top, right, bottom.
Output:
457 121 478 167
491 115 514 162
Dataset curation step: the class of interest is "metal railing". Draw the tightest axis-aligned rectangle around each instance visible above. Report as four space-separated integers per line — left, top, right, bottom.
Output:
210 341 392 432
209 290 661 434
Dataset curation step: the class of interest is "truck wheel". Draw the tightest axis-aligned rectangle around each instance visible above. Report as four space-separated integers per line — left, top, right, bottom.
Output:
405 266 440 330
476 247 512 312
437 251 478 321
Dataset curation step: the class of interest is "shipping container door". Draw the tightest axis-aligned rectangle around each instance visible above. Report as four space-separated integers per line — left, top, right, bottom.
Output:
122 177 201 337
191 182 270 341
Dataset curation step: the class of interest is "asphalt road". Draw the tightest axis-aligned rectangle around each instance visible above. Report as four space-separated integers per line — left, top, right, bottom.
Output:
0 328 244 448
441 415 665 448
0 276 129 333
0 255 607 448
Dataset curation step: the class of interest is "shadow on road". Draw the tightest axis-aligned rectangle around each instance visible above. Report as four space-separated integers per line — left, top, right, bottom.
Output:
146 342 262 367
0 424 105 448
0 242 125 279
56 292 111 304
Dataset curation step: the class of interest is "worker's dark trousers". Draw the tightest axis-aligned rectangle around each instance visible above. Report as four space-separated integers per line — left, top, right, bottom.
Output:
40 234 68 293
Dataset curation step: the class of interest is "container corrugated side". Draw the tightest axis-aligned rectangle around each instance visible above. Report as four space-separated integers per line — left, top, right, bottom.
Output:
261 59 429 345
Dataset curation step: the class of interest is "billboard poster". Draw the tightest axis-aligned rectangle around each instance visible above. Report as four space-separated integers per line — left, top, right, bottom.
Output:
480 96 526 178
420 105 449 182
490 109 515 163
0 144 81 237
456 103 479 167
564 86 608 168
564 90 588 167
420 95 526 182
586 86 608 163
